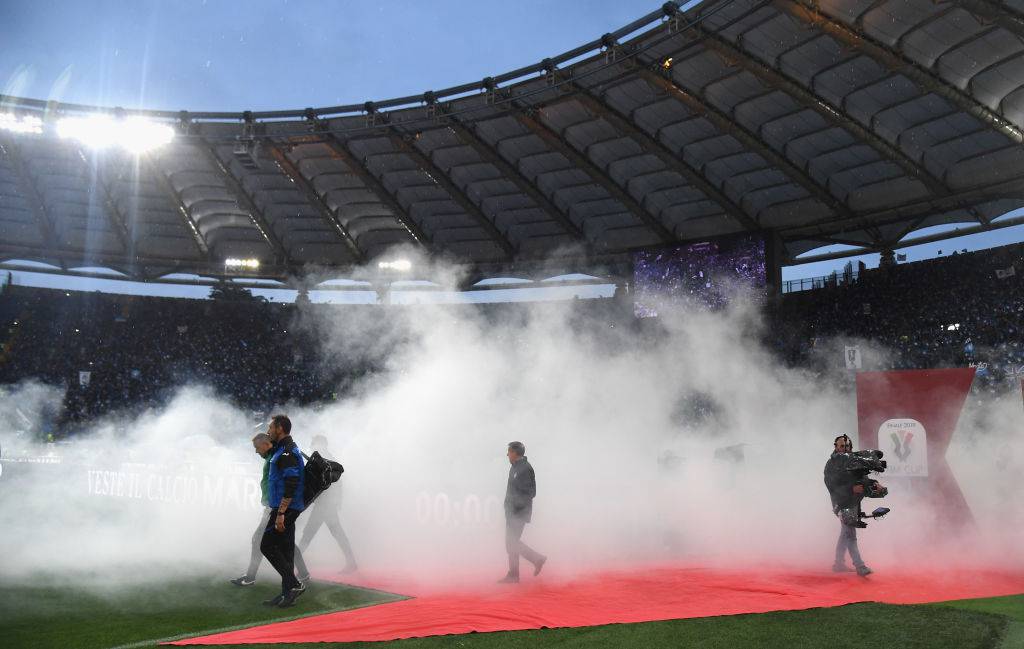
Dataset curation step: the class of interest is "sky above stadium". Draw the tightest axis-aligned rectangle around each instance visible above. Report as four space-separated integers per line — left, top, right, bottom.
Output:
1 0 1021 287
1 0 658 112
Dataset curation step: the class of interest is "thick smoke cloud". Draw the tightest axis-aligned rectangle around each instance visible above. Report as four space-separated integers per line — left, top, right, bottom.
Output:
1 265 1021 593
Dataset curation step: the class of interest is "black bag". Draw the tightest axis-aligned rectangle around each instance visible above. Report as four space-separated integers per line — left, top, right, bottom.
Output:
302 451 344 506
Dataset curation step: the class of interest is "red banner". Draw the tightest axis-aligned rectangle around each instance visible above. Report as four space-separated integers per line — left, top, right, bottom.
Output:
856 368 976 529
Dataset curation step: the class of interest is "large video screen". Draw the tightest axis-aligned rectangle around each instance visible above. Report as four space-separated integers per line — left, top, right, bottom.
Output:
633 234 766 317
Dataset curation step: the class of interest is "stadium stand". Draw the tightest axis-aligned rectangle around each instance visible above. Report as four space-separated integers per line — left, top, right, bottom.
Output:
780 242 1024 383
0 285 351 431
1 242 1021 434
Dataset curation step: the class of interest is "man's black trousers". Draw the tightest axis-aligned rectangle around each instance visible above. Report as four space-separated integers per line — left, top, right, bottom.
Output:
245 507 309 581
260 508 302 593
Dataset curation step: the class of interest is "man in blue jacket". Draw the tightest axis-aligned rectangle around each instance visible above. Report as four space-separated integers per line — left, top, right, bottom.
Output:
260 414 307 607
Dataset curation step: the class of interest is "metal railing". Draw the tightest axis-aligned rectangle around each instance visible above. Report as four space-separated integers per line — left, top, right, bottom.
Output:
782 270 861 294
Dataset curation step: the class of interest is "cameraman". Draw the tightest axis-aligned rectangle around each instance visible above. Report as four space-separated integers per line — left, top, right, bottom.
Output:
824 435 872 577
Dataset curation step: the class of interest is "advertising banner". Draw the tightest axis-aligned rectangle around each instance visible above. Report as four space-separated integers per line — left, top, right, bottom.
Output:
856 368 976 529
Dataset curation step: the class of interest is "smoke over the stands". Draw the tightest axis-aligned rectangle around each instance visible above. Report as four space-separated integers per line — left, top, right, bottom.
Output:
0 254 1021 589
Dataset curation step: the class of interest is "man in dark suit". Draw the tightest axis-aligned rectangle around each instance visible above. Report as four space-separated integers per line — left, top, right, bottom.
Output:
499 441 546 583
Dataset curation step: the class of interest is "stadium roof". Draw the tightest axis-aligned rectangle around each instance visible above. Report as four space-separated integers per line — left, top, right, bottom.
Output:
1 0 1024 280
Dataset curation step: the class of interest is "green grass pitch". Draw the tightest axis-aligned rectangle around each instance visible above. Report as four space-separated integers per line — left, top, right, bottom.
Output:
2 575 1021 649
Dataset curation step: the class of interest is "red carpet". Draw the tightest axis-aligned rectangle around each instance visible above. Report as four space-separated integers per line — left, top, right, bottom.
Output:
170 566 1024 645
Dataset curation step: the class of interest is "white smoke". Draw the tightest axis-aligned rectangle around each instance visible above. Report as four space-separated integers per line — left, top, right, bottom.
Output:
0 275 1021 593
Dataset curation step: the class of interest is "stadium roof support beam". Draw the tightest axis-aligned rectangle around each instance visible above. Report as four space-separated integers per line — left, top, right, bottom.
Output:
570 90 761 235
195 139 290 265
318 134 432 247
888 212 940 247
887 202 990 247
949 0 1024 39
969 206 992 226
265 140 366 264
79 150 133 263
776 0 1024 145
439 110 590 248
815 234 884 249
0 137 61 265
377 127 517 260
671 2 951 197
513 104 678 243
141 154 210 258
635 68 863 229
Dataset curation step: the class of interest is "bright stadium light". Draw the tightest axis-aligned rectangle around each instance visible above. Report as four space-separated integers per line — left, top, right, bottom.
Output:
57 115 174 153
119 117 176 153
378 259 412 271
0 113 43 134
224 258 260 269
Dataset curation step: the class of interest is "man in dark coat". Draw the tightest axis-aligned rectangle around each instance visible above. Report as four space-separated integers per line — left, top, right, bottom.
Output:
499 441 546 583
824 434 872 576
298 435 357 574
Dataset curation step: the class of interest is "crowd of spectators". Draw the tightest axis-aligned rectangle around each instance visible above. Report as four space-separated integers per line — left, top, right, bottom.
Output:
778 242 1024 388
0 282 362 432
0 241 1021 434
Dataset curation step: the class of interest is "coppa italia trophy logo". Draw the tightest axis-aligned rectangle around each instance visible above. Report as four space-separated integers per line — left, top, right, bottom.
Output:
892 431 913 461
879 419 928 476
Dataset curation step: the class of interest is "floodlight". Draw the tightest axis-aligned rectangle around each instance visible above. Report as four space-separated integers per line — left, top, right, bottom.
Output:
57 115 174 153
224 258 260 269
378 259 412 271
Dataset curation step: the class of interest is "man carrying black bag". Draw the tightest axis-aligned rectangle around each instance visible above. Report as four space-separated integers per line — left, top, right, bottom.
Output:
260 414 307 607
